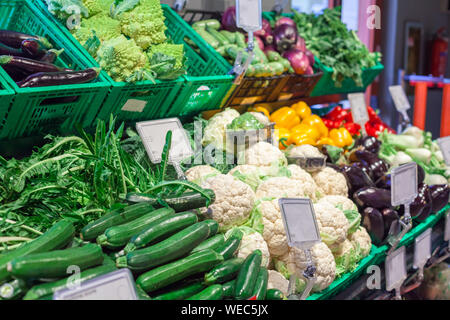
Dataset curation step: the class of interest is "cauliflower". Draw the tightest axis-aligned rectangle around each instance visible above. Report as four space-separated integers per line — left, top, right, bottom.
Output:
249 112 270 126
348 227 372 258
201 174 255 231
333 239 362 278
82 0 113 16
257 199 288 257
318 195 361 234
267 270 289 296
118 0 167 50
275 243 336 293
313 202 349 250
228 165 262 191
288 145 324 158
185 165 220 184
242 142 288 169
96 35 147 82
202 108 240 151
72 14 121 44
230 226 270 267
255 177 306 199
312 167 349 197
287 165 319 201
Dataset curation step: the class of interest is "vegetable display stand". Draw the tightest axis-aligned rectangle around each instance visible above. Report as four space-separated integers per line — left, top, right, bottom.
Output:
0 68 14 140
0 0 111 140
277 72 324 102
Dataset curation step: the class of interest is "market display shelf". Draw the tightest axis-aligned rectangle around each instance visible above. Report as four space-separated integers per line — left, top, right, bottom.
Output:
0 0 111 140
0 68 14 140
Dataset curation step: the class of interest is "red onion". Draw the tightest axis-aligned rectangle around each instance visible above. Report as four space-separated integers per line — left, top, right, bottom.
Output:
294 36 306 52
254 19 274 46
275 17 297 29
282 49 310 75
222 6 240 32
255 36 265 51
274 24 298 53
304 65 314 75
304 49 315 67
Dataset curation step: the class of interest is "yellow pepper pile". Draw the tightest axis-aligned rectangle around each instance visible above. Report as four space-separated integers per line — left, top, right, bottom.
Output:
264 102 354 149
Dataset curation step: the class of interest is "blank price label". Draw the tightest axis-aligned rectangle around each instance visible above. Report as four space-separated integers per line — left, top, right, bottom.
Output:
348 93 369 127
445 213 450 242
389 85 411 112
278 198 321 250
236 0 262 31
414 228 432 269
391 162 418 206
385 246 407 292
437 136 450 166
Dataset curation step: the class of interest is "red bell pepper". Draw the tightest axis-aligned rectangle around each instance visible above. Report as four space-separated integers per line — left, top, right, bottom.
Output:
323 118 343 129
325 106 349 122
367 106 379 122
344 122 361 136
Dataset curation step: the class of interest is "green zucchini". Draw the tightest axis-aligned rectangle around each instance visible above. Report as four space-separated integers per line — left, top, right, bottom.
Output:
0 279 27 300
269 62 285 76
202 219 219 237
8 243 104 279
194 27 220 49
267 50 282 62
136 249 224 293
136 285 152 300
97 207 175 249
251 267 268 300
191 234 225 254
204 258 244 285
246 64 256 77
216 46 226 57
206 26 229 46
23 262 117 300
279 58 291 72
266 288 285 300
233 250 262 300
80 203 153 241
152 282 206 300
220 30 236 44
226 45 250 64
216 228 243 260
187 284 223 300
125 190 215 213
123 212 198 254
116 221 211 271
0 220 75 283
235 32 246 48
253 45 268 63
222 280 235 298
192 19 221 30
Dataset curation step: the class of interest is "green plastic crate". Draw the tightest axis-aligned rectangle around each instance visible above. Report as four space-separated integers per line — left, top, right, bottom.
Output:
0 0 111 140
0 68 14 140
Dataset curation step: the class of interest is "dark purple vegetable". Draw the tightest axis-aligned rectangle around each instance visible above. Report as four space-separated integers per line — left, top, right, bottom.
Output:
255 36 264 51
356 136 381 154
304 49 315 67
353 161 374 181
222 6 243 32
381 208 400 238
21 39 47 59
17 67 99 88
352 149 389 181
283 49 309 75
429 184 449 213
255 19 273 45
274 17 297 29
400 183 432 219
40 48 64 64
294 36 306 52
304 65 314 75
0 55 67 75
341 164 375 196
363 207 385 245
0 42 26 57
0 30 52 49
375 174 391 190
2 64 28 81
274 24 298 53
417 165 425 185
353 187 392 209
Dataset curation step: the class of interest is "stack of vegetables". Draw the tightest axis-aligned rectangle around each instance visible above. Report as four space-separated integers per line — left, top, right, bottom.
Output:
43 0 186 82
0 30 99 87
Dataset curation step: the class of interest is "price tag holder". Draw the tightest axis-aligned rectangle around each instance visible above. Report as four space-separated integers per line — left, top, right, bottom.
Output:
348 93 369 135
445 212 450 247
414 228 432 270
54 269 138 300
136 118 193 179
385 246 407 300
389 85 412 112
437 136 450 166
236 0 262 32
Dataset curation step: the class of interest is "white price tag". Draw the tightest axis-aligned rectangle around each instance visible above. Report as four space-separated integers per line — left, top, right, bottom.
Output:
389 85 412 112
278 198 321 250
413 228 432 269
437 136 450 166
385 246 407 292
54 269 138 300
348 93 370 131
136 118 193 164
445 212 450 242
391 162 418 206
236 0 262 32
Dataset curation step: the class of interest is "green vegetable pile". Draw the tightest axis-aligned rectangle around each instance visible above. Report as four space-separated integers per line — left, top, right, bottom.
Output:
292 6 382 87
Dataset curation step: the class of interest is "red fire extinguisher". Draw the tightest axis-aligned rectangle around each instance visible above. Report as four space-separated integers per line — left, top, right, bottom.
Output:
430 27 448 77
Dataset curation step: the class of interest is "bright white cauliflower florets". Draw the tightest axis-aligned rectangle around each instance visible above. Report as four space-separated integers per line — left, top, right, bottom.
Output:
249 112 270 126
255 177 306 199
312 167 349 197
201 174 255 231
318 195 357 212
349 227 372 257
313 202 349 250
234 227 270 267
267 270 290 296
287 165 319 201
288 145 324 158
228 165 262 191
276 243 336 293
242 142 287 168
185 165 220 184
202 108 240 151
257 199 288 257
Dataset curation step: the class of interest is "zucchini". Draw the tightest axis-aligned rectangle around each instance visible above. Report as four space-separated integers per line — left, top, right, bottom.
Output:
125 190 215 213
136 249 224 293
152 282 206 300
235 32 246 48
267 50 282 62
23 262 117 300
269 62 285 76
0 279 27 300
96 207 175 249
226 45 249 64
204 258 244 285
266 288 285 300
222 280 235 299
194 27 220 49
206 26 229 46
0 220 75 283
136 285 152 300
216 228 243 260
187 284 223 300
253 46 268 64
123 212 198 254
216 46 226 57
116 221 211 271
251 267 268 300
202 219 219 237
7 243 104 279
220 31 236 44
233 250 262 300
80 203 153 241
191 234 225 254
192 19 221 30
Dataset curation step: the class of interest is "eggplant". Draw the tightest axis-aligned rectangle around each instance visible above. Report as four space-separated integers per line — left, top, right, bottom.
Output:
341 164 375 196
2 64 28 82
21 39 47 59
400 183 432 219
0 42 26 57
417 164 425 185
0 30 52 49
17 68 99 88
354 150 389 181
353 187 392 209
363 207 385 245
381 208 400 237
429 184 449 213
353 161 374 181
0 55 67 75
356 136 381 154
40 49 64 64
375 174 391 190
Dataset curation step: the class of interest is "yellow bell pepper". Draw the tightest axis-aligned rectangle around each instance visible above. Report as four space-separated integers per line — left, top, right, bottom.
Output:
291 101 311 120
329 128 353 148
301 115 328 138
290 124 320 142
248 106 270 119
290 132 316 146
274 128 291 149
270 107 300 130
317 137 336 146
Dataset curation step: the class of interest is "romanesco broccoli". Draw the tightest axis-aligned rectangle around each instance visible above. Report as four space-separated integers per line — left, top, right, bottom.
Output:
147 43 184 70
82 0 113 17
72 14 121 45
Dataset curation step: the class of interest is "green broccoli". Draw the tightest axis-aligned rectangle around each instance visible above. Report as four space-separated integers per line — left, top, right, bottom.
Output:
82 0 114 17
72 13 121 45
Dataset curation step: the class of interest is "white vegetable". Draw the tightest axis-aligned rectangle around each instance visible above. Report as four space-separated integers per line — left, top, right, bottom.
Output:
241 141 288 169
424 174 448 185
389 151 413 167
267 270 290 296
233 227 271 267
405 148 432 164
311 167 349 197
185 165 220 184
202 108 240 151
228 165 263 191
288 145 324 158
287 165 319 201
402 126 424 147
257 199 289 257
348 227 372 258
313 202 349 250
249 112 270 126
255 177 306 199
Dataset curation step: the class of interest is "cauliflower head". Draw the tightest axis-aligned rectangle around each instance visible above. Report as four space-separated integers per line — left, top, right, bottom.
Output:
255 177 305 199
348 227 372 258
313 202 349 249
231 226 270 267
267 270 289 296
228 165 262 191
96 35 147 82
276 243 336 293
243 142 288 168
318 195 361 234
256 199 288 257
287 164 319 201
185 165 220 185
333 239 362 278
202 108 240 151
249 112 270 126
201 174 255 231
312 167 349 197
72 14 121 44
82 0 113 16
288 145 324 158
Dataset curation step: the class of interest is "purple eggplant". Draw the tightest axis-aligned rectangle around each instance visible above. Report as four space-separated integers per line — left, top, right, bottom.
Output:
381 208 400 237
2 64 28 81
353 150 389 181
415 184 433 222
0 42 26 57
40 49 64 64
353 161 375 181
417 165 425 185
21 39 48 59
273 24 298 53
17 68 99 88
429 184 449 213
0 30 52 49
342 164 375 196
400 183 432 219
363 207 385 245
356 136 382 154
353 187 392 209
375 174 391 190
0 55 67 75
